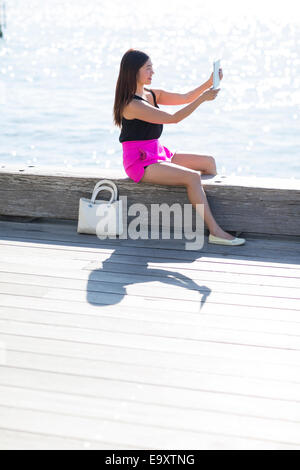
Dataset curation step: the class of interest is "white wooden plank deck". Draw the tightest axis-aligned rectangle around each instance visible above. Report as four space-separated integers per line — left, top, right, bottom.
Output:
0 217 299 450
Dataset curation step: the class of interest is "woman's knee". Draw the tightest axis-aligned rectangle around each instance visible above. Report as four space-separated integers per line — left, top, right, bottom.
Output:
185 170 202 187
207 156 217 175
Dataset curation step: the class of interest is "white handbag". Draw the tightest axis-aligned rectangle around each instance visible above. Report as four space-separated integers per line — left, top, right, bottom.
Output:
77 179 124 237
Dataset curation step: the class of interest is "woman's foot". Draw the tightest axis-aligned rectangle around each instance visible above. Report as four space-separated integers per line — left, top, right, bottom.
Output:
209 228 235 240
208 228 246 246
208 233 246 246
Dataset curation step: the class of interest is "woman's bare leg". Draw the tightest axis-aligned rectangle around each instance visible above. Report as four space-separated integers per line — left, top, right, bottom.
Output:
140 162 234 239
171 152 217 175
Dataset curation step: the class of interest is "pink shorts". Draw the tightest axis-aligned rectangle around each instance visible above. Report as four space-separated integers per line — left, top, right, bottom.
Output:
122 139 175 183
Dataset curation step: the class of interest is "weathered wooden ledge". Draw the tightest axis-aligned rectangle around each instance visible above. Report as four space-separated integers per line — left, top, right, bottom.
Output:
0 165 299 236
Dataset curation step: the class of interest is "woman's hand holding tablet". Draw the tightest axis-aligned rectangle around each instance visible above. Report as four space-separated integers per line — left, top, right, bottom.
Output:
213 59 222 89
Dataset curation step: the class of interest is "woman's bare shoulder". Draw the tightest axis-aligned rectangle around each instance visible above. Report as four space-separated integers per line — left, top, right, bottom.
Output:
123 90 161 119
147 88 161 102
123 99 139 120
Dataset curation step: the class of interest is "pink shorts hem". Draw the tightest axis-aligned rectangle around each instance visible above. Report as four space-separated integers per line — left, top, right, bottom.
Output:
122 139 175 183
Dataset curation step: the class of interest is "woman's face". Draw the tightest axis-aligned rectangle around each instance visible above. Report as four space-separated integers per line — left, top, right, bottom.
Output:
137 59 154 85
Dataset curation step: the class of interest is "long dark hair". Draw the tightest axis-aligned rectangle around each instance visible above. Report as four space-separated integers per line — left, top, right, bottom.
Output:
113 49 150 127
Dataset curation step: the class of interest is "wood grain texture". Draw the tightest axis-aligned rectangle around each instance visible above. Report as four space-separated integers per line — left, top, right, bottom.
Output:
0 217 300 449
0 167 299 236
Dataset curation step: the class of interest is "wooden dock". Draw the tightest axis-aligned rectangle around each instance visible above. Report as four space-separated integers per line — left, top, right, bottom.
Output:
0 216 300 449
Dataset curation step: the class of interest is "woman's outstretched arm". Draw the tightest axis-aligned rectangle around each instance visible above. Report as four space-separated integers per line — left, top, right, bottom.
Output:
185 79 211 103
154 81 210 106
154 69 223 105
126 88 220 124
185 68 223 103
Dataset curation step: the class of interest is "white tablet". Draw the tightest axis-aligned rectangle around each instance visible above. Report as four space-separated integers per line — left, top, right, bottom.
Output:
213 59 221 89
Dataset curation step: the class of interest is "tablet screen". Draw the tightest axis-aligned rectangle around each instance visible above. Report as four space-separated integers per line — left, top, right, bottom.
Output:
213 59 221 89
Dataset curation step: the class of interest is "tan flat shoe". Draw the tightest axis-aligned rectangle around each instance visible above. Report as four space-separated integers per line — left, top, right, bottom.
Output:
208 234 246 246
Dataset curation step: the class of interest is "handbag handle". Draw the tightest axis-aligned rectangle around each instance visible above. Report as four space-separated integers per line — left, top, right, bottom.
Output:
91 185 115 204
92 179 119 201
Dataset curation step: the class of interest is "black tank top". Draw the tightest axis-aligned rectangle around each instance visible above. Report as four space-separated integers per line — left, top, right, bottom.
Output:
119 89 163 143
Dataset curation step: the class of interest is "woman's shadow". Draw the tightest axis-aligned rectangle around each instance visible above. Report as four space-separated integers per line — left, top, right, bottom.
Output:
85 236 211 312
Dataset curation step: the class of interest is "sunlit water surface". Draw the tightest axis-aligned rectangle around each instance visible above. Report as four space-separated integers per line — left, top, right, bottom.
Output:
0 0 299 178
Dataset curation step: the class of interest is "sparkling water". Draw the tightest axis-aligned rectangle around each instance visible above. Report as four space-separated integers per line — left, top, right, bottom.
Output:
0 0 299 178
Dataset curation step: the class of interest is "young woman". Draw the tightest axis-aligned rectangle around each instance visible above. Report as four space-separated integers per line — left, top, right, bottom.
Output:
113 49 245 246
